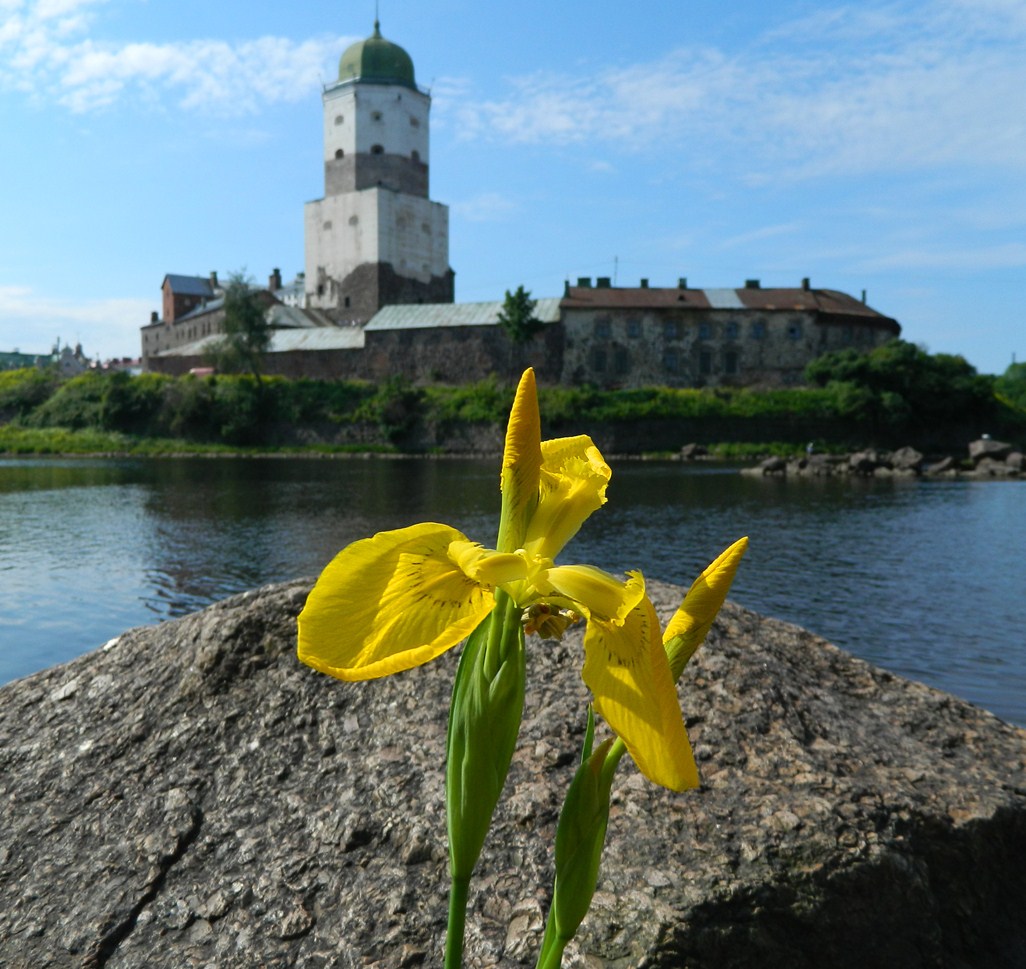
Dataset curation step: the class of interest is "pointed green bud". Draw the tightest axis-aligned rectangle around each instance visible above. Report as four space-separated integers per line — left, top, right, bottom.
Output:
550 734 617 944
445 594 526 883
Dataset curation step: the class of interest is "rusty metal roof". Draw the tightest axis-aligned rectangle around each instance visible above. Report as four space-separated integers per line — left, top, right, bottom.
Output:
560 285 898 326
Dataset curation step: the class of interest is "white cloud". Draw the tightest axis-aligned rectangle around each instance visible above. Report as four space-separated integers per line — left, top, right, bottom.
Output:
858 241 1026 271
451 191 517 223
448 0 1026 181
0 285 151 358
718 223 804 250
0 1 349 114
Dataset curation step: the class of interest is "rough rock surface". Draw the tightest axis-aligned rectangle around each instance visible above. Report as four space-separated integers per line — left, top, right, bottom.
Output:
2 580 1025 969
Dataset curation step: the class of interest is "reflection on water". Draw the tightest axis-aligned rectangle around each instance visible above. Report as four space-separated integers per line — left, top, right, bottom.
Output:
1 456 1024 727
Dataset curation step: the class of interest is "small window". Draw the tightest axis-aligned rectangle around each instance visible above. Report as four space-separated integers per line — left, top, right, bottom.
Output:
843 325 854 343
626 318 641 338
334 114 344 125
699 349 712 375
371 111 383 121
334 148 344 159
698 321 712 339
663 319 681 340
726 320 739 340
322 220 332 230
344 296 351 308
409 115 420 127
751 319 767 340
371 144 384 155
591 348 607 372
411 149 420 162
724 350 739 375
663 350 679 373
787 319 803 340
615 348 630 374
348 214 359 226
594 319 611 338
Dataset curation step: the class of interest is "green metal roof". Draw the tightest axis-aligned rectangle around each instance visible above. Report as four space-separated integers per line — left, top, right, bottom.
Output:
338 21 416 89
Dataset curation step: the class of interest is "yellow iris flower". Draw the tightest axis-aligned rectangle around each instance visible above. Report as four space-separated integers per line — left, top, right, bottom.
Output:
298 369 744 792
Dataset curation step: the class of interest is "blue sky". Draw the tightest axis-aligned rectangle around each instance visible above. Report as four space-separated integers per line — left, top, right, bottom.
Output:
1 0 1023 375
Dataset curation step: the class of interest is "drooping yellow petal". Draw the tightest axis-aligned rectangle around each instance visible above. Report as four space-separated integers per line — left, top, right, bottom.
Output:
544 564 644 624
448 540 529 586
298 522 495 681
496 369 543 553
523 436 610 560
581 593 698 791
663 537 749 681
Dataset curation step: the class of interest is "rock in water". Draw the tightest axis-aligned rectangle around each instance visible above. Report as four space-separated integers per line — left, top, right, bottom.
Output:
1 580 1025 968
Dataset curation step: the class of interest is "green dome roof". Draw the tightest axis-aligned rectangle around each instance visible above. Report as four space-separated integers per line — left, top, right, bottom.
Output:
338 21 416 89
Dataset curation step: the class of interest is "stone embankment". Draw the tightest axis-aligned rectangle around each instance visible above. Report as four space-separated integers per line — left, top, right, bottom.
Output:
2 580 1025 968
740 438 1025 479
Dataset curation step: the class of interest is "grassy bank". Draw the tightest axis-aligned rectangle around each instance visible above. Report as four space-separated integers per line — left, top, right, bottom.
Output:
2 351 1024 457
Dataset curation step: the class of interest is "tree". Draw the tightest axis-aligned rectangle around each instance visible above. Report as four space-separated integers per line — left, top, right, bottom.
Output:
206 272 272 384
995 361 1026 411
804 339 999 440
496 285 543 379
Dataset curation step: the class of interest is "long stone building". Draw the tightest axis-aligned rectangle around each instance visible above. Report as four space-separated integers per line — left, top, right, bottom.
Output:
141 23 900 387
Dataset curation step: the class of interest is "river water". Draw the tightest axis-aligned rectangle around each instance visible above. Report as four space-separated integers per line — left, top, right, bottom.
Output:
1 456 1023 726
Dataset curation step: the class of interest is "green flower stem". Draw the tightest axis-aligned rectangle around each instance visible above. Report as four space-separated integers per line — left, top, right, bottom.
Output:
445 875 470 969
535 905 569 969
445 589 526 967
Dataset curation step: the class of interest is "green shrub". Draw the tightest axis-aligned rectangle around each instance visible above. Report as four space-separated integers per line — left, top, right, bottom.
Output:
23 372 108 430
354 376 424 443
0 368 60 420
98 371 171 435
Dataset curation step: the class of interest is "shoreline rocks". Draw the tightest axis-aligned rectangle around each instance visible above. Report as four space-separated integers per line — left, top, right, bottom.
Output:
1 581 1025 967
744 438 1025 479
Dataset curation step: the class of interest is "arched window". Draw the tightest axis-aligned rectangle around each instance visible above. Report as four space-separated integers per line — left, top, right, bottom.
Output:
335 148 344 159
411 149 420 162
371 144 384 155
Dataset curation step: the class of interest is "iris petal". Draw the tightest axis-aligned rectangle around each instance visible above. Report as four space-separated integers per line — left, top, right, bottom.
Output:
663 537 749 680
497 368 543 553
298 522 495 681
545 565 643 623
581 594 699 792
524 436 610 559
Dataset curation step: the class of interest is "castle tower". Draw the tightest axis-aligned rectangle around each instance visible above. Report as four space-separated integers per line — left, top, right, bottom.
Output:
304 21 454 321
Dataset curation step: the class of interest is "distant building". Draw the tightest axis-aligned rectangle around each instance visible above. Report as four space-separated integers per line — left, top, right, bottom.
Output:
144 279 899 386
1 341 96 374
304 21 454 321
558 277 899 388
0 350 47 371
141 23 900 385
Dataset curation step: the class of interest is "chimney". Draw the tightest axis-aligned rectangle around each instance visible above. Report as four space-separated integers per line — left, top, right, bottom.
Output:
150 311 159 323
209 271 219 288
577 276 592 288
563 279 571 297
801 277 810 291
596 276 612 288
640 278 649 288
678 277 688 289
744 279 760 289
269 268 282 292
861 289 867 304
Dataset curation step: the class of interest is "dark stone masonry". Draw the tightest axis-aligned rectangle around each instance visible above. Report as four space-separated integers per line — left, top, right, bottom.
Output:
1 579 1024 968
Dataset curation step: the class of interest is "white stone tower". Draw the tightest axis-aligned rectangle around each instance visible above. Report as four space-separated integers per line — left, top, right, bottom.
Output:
304 21 453 321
